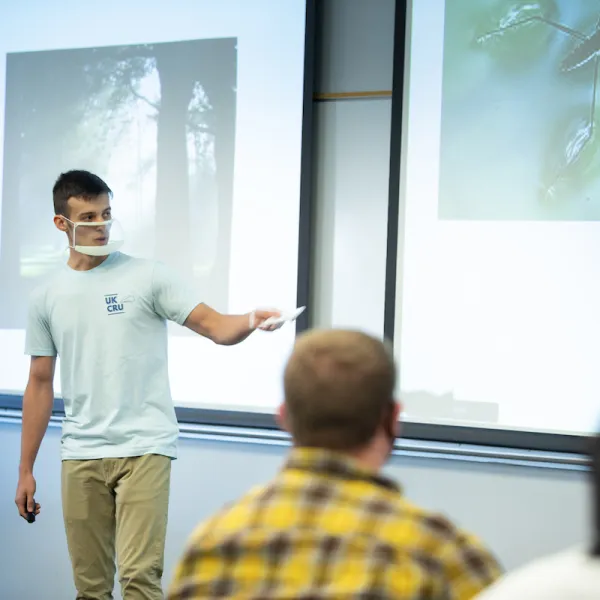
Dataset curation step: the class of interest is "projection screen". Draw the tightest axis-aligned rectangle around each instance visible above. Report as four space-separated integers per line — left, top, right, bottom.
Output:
388 0 600 452
0 0 315 422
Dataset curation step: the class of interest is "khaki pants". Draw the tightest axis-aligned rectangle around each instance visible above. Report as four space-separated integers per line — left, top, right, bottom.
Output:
61 454 171 600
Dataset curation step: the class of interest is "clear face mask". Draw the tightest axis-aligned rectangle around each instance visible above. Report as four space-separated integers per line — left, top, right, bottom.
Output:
63 217 125 257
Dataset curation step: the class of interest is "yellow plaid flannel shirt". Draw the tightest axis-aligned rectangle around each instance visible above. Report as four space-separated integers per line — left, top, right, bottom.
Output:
168 448 502 599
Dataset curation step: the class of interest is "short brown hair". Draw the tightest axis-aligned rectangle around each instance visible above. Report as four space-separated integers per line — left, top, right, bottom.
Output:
283 328 397 451
52 170 112 216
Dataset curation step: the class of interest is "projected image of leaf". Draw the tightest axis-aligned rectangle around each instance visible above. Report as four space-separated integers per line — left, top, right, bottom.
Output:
474 0 559 65
540 105 600 205
438 0 600 221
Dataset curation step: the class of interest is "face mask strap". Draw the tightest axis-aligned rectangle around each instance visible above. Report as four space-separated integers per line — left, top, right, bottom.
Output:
61 216 77 250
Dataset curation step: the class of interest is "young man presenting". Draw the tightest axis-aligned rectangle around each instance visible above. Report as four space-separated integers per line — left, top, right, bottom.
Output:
14 170 284 600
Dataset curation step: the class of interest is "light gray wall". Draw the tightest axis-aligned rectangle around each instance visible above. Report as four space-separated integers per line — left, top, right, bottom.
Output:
0 1 592 599
0 421 590 600
311 0 394 334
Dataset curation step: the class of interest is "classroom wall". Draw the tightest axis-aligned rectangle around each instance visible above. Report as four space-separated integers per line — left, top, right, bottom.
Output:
0 1 592 599
311 0 394 334
0 423 588 600
0 421 590 600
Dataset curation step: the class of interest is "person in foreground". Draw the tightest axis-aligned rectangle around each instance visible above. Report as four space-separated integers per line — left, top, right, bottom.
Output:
473 429 600 599
167 328 503 599
14 170 285 600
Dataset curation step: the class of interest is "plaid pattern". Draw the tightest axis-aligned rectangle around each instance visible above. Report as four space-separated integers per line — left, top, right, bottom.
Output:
168 448 502 599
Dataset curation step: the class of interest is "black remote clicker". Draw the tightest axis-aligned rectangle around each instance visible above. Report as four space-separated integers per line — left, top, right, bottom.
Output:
25 499 36 523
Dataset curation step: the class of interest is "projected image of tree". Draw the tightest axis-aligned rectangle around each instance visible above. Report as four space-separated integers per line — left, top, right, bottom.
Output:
437 0 600 221
0 38 236 328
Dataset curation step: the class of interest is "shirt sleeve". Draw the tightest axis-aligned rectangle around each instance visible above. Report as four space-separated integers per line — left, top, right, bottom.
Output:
24 287 57 357
151 261 202 326
442 527 503 600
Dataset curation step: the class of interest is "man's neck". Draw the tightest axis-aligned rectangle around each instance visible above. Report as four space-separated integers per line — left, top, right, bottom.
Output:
348 447 385 472
67 250 109 271
347 434 391 472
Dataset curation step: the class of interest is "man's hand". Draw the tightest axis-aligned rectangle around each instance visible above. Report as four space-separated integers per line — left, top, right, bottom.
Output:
15 472 40 521
250 309 283 331
184 303 283 345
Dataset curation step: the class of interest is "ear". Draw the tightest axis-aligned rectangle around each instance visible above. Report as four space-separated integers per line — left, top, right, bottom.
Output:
392 401 401 437
54 215 69 233
276 403 290 434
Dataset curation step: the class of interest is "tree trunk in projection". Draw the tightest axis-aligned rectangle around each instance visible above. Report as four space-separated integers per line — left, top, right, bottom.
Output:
201 39 237 308
154 43 195 276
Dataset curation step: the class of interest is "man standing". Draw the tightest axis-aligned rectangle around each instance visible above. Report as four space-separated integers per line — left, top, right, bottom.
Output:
168 328 502 599
14 170 284 600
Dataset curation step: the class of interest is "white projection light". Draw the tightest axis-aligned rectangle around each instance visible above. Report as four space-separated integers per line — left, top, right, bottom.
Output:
392 0 600 438
0 0 312 414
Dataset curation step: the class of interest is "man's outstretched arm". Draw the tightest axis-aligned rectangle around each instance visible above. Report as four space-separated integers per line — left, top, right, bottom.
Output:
183 303 281 345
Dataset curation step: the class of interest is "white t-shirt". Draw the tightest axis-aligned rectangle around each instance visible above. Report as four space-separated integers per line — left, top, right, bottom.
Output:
475 546 600 599
25 251 201 460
